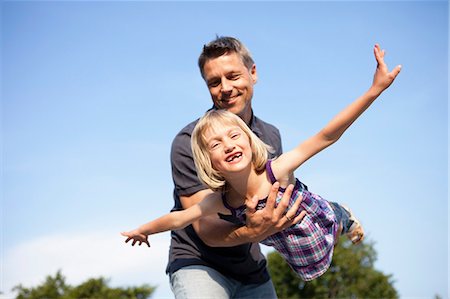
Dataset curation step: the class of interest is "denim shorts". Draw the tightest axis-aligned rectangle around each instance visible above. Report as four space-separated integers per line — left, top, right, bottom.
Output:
329 201 352 234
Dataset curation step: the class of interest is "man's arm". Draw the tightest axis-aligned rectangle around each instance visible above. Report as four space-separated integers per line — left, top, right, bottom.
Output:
182 183 305 247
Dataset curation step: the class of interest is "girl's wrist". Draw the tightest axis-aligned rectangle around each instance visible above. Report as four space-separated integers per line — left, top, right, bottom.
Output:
367 85 384 98
137 226 148 235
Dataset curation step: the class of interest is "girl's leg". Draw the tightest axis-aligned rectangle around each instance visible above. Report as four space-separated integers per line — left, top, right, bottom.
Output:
329 202 364 244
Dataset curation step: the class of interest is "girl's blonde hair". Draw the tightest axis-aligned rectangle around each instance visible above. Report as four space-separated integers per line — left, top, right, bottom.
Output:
191 110 272 191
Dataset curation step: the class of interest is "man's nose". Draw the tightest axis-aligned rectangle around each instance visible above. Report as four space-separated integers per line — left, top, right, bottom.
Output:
221 79 232 93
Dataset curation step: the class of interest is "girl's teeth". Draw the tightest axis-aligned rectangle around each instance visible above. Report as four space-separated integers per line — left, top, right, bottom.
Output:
227 153 241 162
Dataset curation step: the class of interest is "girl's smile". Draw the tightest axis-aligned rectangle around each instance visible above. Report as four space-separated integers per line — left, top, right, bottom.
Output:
225 152 243 163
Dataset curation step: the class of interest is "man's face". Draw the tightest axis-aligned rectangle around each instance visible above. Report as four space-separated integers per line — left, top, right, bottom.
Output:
202 53 258 124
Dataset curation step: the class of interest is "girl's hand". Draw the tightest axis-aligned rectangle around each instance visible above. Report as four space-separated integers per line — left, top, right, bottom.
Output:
372 44 402 93
121 230 150 247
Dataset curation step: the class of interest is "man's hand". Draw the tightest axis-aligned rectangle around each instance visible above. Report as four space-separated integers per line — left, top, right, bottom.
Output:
244 182 306 243
184 182 305 247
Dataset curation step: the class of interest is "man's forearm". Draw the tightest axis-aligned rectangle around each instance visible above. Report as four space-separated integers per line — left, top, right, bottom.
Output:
193 215 276 247
189 182 303 247
221 225 274 245
193 216 267 247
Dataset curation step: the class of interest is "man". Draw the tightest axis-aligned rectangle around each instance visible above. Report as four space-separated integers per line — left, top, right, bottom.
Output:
167 36 303 298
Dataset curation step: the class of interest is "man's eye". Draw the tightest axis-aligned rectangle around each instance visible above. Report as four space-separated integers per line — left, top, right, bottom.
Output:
208 80 220 88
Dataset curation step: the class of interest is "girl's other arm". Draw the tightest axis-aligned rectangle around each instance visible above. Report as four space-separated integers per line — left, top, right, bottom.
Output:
121 193 222 247
280 44 401 173
319 44 401 145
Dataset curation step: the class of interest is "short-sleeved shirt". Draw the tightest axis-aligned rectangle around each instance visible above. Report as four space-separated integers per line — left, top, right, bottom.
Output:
166 110 283 284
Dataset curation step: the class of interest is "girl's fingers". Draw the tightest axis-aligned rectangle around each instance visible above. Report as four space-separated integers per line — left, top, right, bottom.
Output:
122 234 149 247
374 44 387 66
374 44 380 58
375 44 384 57
392 65 402 77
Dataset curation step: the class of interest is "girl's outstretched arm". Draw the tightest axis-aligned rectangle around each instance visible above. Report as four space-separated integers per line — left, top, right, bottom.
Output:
121 192 222 247
279 44 401 174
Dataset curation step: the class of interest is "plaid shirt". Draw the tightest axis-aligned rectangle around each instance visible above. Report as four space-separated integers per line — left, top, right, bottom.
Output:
221 161 339 281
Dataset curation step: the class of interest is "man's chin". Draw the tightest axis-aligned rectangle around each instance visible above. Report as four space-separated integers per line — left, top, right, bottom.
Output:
224 107 242 116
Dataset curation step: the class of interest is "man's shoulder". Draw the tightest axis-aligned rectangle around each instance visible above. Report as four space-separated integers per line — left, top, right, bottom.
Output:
253 115 280 134
172 118 200 145
178 118 200 135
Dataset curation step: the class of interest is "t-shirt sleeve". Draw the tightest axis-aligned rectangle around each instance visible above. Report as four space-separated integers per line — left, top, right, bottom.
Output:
256 119 283 158
271 127 283 157
170 130 207 197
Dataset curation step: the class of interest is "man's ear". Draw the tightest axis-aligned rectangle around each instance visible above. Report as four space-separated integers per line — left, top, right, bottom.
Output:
250 64 258 84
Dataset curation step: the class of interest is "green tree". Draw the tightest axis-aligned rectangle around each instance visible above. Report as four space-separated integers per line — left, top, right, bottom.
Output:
13 270 155 299
267 238 398 299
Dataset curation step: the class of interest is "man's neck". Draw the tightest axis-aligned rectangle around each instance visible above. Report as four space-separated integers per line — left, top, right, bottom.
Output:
241 109 253 126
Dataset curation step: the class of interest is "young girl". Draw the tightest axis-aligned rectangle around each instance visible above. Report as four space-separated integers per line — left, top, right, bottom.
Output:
122 44 401 281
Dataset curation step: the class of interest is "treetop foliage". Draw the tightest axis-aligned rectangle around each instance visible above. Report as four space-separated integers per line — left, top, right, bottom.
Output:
267 238 398 299
12 271 155 299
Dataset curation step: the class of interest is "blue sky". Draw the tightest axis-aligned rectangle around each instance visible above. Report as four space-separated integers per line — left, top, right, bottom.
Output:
1 1 448 298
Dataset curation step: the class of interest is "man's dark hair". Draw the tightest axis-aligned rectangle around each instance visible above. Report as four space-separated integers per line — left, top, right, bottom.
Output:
198 36 255 79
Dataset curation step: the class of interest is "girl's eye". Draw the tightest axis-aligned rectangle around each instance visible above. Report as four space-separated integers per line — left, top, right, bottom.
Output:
210 142 220 149
231 133 240 139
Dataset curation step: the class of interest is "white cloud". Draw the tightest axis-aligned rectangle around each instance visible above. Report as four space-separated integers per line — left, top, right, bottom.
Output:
1 231 174 299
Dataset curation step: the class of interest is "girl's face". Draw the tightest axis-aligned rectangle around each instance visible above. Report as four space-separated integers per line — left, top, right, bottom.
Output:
203 123 253 177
